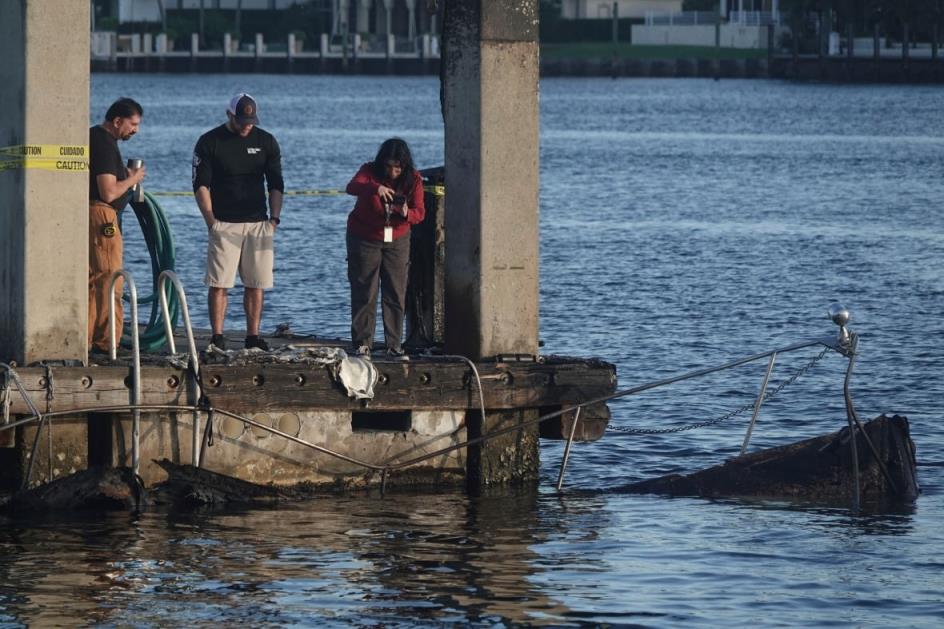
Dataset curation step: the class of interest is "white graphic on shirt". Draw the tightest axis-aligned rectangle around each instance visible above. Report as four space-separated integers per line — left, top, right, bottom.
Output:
247 147 261 155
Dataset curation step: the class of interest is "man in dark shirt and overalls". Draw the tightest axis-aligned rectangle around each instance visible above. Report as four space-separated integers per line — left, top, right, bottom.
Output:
192 93 284 351
88 97 146 355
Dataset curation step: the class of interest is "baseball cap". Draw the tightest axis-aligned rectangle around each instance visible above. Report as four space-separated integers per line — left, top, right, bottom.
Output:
228 93 260 125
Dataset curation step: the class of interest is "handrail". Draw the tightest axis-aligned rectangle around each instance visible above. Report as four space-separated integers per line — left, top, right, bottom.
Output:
108 270 142 478
157 270 203 466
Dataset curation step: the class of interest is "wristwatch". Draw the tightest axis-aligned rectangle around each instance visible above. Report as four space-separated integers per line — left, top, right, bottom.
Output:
270 216 281 225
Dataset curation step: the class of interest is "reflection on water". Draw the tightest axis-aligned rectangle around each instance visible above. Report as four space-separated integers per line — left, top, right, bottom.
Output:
1 487 941 626
0 491 595 626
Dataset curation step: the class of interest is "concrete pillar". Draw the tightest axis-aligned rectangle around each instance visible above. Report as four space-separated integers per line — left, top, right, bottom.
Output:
383 0 394 38
357 0 371 34
405 0 417 40
443 1 541 488
442 0 540 361
254 33 264 72
222 32 231 72
0 1 89 364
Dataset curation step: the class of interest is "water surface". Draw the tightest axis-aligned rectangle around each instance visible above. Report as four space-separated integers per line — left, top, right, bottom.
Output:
1 75 942 626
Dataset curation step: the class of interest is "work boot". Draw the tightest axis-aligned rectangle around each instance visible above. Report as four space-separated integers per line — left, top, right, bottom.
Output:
209 334 227 350
245 335 269 351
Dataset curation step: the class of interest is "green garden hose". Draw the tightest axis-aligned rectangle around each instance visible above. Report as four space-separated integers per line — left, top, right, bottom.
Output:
123 190 180 352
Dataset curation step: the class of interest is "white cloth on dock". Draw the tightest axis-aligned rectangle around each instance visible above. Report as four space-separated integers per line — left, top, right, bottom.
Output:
337 355 378 400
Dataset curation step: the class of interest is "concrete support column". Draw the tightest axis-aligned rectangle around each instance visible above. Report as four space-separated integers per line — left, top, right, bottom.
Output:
443 1 541 488
0 0 89 364
443 0 540 361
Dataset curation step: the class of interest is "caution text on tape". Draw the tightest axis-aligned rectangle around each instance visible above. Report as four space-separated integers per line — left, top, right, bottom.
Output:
0 144 89 173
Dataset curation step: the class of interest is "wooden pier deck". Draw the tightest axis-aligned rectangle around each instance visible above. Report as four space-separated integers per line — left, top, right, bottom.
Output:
5 330 616 442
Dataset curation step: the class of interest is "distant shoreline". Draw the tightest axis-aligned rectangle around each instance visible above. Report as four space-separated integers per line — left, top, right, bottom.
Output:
91 56 944 83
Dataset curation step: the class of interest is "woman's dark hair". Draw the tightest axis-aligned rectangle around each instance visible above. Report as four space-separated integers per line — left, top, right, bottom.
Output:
372 138 416 192
105 97 143 122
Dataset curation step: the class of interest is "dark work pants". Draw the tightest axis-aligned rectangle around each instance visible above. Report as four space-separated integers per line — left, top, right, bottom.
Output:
346 231 411 350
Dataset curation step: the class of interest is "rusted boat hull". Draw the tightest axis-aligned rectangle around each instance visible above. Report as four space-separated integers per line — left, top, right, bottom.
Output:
620 414 919 508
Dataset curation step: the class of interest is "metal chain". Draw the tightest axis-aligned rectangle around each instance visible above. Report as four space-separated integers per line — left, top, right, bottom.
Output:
607 346 833 435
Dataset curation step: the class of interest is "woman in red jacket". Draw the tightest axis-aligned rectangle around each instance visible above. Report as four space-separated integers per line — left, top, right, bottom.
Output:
345 138 425 358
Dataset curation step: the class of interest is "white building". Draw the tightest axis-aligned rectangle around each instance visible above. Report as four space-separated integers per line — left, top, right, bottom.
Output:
561 0 683 20
113 0 305 24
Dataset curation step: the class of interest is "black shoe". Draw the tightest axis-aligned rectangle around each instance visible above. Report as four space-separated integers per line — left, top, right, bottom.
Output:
90 346 110 357
245 335 269 351
210 334 227 350
385 346 408 361
350 344 373 360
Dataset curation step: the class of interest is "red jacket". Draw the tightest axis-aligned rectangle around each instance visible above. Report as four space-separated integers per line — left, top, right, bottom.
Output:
345 163 426 242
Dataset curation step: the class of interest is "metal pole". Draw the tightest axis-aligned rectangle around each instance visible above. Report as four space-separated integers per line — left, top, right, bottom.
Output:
556 406 582 491
843 334 860 510
740 351 776 455
158 271 203 466
612 2 618 45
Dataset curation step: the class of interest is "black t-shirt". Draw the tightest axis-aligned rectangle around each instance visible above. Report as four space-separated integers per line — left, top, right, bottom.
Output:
191 124 284 222
88 125 129 212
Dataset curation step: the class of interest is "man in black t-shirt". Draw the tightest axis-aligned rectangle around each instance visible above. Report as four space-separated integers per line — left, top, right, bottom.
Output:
192 93 284 351
88 97 145 355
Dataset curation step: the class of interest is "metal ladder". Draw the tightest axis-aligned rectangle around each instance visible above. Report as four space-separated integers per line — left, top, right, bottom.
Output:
107 270 142 478
156 270 203 467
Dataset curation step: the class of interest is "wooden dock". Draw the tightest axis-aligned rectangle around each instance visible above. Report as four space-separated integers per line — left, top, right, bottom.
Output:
3 336 615 490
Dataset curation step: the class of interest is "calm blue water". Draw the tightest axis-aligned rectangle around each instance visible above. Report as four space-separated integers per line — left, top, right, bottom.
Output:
1 75 942 626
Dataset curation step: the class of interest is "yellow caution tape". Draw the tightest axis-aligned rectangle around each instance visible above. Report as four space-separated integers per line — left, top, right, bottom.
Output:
0 144 89 173
0 144 89 158
143 185 446 197
149 189 346 197
0 157 88 172
286 189 344 196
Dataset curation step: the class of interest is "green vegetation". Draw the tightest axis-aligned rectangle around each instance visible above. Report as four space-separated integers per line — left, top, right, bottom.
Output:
541 43 767 60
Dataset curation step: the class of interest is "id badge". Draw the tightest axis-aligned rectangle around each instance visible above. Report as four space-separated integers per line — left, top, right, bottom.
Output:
383 226 393 243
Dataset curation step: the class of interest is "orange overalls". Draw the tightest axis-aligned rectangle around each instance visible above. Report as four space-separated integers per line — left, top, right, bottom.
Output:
88 201 123 352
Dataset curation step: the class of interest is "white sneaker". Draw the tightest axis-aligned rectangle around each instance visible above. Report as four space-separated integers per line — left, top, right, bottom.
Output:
355 345 372 359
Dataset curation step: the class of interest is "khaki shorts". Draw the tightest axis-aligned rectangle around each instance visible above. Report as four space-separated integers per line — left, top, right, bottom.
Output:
205 220 274 289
